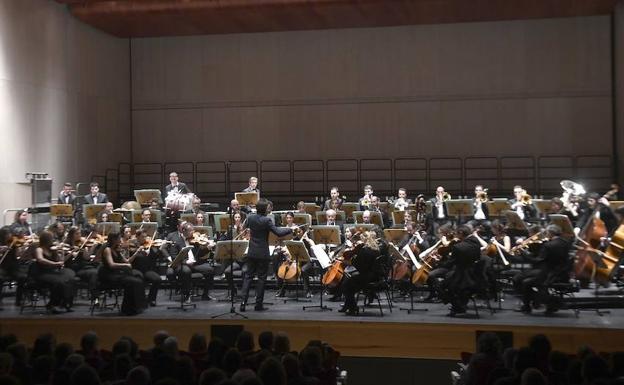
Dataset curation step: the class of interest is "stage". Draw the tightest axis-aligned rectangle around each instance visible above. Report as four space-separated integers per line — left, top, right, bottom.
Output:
1 285 623 360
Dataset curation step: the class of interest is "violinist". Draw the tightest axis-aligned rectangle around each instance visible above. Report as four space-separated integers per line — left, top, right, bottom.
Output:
195 212 206 226
0 226 29 306
33 230 75 314
63 226 99 296
514 224 572 314
128 229 162 307
161 221 216 303
48 221 66 243
10 210 32 237
359 185 374 210
141 209 153 223
98 232 147 316
575 193 618 238
438 225 482 316
339 231 382 316
149 198 161 211
323 187 343 211
227 199 249 216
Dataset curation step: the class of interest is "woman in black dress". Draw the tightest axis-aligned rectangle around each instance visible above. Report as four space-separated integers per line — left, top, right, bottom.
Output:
98 232 146 315
33 230 75 314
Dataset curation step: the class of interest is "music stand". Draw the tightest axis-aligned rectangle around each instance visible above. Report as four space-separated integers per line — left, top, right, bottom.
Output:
303 203 321 222
315 211 346 226
548 214 575 239
214 214 232 233
504 210 529 236
446 199 474 223
83 204 106 224
280 213 312 226
341 203 359 222
609 200 624 210
94 222 120 236
168 246 197 311
211 240 249 319
392 243 429 314
235 192 259 207
353 211 383 227
303 242 333 312
108 213 124 224
50 204 74 226
383 229 408 244
344 224 377 233
134 189 163 206
127 222 158 238
487 200 511 218
310 225 341 246
281 240 312 303
391 210 416 227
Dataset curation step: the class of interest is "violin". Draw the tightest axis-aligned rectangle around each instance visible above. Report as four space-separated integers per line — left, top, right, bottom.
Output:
191 231 214 247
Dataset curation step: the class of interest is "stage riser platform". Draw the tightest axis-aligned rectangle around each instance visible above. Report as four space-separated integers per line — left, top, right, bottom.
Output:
2 318 623 360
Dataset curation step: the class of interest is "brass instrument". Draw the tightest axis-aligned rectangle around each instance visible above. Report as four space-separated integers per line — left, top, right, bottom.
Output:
520 192 532 205
442 192 451 201
476 190 488 203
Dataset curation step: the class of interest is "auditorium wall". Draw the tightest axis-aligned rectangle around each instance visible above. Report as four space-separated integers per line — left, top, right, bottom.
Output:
0 0 130 218
131 16 613 167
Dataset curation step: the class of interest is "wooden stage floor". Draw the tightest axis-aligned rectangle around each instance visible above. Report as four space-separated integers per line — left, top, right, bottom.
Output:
1 287 623 360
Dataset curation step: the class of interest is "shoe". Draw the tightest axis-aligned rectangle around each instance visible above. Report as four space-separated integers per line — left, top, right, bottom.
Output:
48 306 63 315
544 306 558 316
305 291 312 298
201 293 215 301
345 308 358 316
514 305 532 314
239 303 246 312
150 301 157 307
184 295 192 304
328 295 342 302
65 306 74 313
254 304 268 311
448 307 467 317
338 305 348 313
275 289 286 298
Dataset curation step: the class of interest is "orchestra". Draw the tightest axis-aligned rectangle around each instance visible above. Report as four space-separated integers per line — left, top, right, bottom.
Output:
3 172 623 318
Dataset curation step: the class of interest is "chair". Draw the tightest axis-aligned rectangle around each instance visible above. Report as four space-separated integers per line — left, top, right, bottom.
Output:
19 261 50 314
90 266 123 315
355 255 393 316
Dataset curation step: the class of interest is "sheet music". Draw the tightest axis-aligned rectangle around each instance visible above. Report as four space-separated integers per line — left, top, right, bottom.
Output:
311 244 331 269
186 249 195 264
269 245 275 255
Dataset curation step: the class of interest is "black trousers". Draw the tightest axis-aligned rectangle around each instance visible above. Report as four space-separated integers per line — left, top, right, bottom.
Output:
101 269 146 315
35 268 75 308
241 258 269 305
167 262 216 296
136 270 162 302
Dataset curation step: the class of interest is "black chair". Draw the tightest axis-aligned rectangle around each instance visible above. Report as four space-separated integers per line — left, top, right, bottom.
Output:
90 266 123 315
355 255 393 316
19 261 50 314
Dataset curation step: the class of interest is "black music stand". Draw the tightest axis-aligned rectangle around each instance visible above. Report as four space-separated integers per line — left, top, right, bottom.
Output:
212 240 249 319
447 199 474 224
167 246 197 311
281 240 312 303
303 226 340 312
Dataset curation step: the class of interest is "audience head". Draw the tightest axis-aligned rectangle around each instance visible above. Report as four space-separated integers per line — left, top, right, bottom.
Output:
70 364 101 385
257 357 287 385
189 333 208 354
274 332 291 355
153 330 170 349
520 367 547 385
235 331 255 354
258 331 274 351
198 367 227 385
126 365 151 385
80 331 99 354
476 332 502 357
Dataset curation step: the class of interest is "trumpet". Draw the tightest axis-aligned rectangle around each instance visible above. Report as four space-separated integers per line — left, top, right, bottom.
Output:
476 190 488 203
520 192 532 205
437 192 451 204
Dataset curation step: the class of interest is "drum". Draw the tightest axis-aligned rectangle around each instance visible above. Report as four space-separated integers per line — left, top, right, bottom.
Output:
165 193 195 212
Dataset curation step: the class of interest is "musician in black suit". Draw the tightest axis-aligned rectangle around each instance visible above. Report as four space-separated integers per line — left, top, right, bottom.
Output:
57 183 76 205
431 186 451 234
323 187 343 211
242 176 260 194
161 221 216 303
164 172 190 195
508 185 537 222
467 185 490 229
83 182 108 205
439 225 482 316
514 224 572 314
240 198 293 311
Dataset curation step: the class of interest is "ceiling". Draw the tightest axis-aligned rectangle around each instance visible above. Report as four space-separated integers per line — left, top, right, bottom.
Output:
56 0 619 38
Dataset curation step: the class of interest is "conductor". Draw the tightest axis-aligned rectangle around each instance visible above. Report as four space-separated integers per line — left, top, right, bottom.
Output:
240 198 293 312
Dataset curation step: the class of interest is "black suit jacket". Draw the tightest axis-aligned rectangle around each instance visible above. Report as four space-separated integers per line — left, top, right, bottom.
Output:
83 193 108 205
430 198 449 219
246 214 292 260
472 199 489 220
160 231 204 263
165 183 190 195
57 192 77 206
